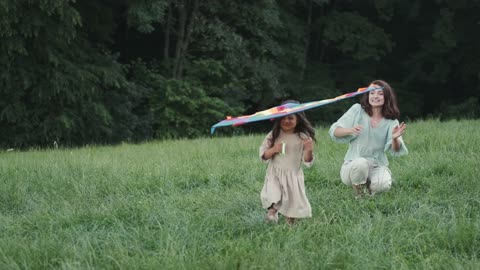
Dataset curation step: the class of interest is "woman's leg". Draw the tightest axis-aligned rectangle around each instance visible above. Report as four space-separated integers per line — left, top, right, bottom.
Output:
368 166 392 195
340 158 369 185
340 158 369 198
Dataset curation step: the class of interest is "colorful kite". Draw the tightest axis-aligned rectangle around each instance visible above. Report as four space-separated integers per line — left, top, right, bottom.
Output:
211 85 382 134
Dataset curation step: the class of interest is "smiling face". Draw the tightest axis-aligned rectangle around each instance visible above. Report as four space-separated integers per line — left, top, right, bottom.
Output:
280 115 297 133
368 84 385 108
360 80 400 119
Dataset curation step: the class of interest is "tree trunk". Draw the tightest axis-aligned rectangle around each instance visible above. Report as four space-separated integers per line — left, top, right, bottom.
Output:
176 0 198 78
173 0 187 78
171 0 199 79
300 0 313 81
163 0 172 60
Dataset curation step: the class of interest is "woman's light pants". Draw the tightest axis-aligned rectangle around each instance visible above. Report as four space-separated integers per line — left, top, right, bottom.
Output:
340 158 392 194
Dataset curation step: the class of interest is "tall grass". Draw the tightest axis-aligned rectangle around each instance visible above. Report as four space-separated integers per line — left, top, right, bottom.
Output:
1 120 479 269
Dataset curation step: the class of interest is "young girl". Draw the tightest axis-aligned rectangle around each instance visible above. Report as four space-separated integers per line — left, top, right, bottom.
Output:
259 101 316 225
329 80 408 198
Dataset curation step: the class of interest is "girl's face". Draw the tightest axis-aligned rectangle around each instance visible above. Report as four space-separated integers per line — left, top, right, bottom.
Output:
280 115 297 133
368 84 385 108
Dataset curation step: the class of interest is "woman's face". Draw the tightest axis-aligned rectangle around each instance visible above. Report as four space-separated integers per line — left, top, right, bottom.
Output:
280 115 297 133
368 84 385 108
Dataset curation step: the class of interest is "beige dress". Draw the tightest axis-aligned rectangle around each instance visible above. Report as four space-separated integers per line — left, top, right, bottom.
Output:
259 131 314 218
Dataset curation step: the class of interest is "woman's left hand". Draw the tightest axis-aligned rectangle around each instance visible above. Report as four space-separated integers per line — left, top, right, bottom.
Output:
393 122 406 139
303 137 313 151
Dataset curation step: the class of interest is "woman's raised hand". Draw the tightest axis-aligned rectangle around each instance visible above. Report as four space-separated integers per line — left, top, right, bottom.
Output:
392 122 406 139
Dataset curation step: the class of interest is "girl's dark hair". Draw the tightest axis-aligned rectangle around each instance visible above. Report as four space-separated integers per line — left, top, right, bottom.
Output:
360 79 400 119
268 100 316 147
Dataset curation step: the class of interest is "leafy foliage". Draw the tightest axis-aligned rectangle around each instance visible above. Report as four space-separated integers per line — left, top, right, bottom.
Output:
127 0 169 33
1 0 479 148
151 78 233 138
321 12 393 61
0 0 138 147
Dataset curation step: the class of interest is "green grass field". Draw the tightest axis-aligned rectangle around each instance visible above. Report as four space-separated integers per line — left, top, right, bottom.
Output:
1 120 479 269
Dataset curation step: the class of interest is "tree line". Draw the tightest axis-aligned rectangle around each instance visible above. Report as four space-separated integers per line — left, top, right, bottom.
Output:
1 0 479 148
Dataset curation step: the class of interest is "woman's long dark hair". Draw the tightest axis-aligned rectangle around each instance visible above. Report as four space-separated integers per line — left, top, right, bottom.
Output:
268 100 316 147
360 79 400 119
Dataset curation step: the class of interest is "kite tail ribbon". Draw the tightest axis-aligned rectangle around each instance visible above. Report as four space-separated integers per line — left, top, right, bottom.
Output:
210 85 382 134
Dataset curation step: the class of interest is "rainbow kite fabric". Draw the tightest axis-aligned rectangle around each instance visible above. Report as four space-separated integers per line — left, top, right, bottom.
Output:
211 85 382 134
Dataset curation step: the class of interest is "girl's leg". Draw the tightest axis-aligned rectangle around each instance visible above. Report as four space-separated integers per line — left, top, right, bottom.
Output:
285 217 296 225
368 166 392 195
265 204 278 223
340 158 369 198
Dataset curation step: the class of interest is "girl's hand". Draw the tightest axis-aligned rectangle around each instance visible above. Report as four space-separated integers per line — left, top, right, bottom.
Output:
270 143 283 155
303 137 313 152
350 125 363 136
393 122 406 139
262 143 283 160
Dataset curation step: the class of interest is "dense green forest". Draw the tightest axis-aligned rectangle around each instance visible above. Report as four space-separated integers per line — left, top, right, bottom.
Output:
1 0 479 148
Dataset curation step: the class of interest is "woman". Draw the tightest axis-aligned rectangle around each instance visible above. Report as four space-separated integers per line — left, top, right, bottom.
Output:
329 80 408 198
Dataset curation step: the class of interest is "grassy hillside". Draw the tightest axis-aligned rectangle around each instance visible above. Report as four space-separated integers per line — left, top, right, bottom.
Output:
1 120 479 269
